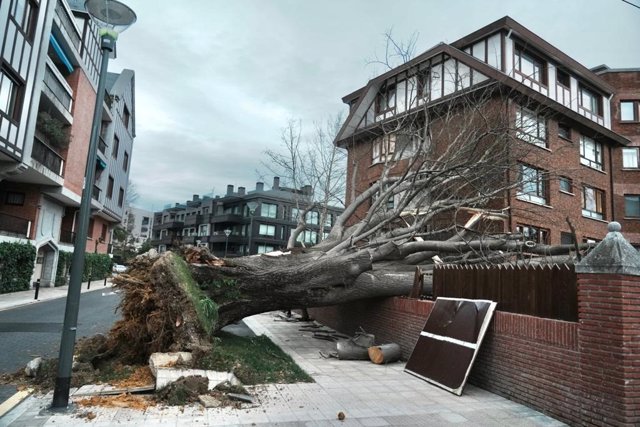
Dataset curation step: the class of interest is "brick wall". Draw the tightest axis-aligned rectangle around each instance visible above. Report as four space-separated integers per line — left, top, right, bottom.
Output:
309 288 636 426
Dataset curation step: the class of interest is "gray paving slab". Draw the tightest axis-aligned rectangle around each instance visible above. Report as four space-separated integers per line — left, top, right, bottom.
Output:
1 312 567 426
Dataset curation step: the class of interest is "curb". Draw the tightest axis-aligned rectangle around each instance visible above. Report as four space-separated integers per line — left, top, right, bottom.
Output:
0 388 33 419
0 282 115 313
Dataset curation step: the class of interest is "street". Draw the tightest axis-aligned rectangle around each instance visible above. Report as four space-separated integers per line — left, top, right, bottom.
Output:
0 288 122 402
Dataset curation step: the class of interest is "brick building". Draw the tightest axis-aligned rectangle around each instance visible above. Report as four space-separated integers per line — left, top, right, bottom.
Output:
151 177 343 257
335 16 638 246
0 0 135 287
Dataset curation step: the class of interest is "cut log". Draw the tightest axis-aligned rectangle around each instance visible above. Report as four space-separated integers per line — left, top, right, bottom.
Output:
368 343 402 364
336 333 375 360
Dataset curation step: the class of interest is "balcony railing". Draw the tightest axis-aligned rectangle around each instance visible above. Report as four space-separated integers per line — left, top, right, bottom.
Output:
0 212 31 237
32 138 64 176
44 61 73 113
55 0 81 51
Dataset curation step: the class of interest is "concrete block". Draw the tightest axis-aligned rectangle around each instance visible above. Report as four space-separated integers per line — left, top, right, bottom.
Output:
155 367 236 390
148 352 192 377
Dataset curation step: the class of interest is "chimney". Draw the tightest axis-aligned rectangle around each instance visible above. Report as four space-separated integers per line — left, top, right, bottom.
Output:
238 186 246 196
256 182 264 192
302 185 312 196
273 177 280 190
226 185 234 196
193 194 199 201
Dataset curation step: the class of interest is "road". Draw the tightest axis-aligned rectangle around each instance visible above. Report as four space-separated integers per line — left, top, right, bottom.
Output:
0 288 122 402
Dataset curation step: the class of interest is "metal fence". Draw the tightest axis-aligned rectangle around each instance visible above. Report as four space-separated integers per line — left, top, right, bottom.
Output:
432 264 577 322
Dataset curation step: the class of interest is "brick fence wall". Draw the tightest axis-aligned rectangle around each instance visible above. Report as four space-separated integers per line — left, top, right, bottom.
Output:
309 297 582 425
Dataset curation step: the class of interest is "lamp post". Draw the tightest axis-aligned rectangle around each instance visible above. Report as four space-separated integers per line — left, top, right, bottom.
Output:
51 0 136 410
246 201 259 255
223 228 231 257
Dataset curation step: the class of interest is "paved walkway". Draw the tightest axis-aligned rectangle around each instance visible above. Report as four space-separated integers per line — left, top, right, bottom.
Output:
0 277 114 312
1 310 566 426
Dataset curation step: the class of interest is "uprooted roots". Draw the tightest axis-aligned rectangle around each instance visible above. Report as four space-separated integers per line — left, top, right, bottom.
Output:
106 251 211 364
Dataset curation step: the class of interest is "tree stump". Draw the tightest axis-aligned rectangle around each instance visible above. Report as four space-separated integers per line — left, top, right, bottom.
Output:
368 343 402 364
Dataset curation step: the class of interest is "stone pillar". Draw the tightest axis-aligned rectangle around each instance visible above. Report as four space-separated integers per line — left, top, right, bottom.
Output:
576 222 640 426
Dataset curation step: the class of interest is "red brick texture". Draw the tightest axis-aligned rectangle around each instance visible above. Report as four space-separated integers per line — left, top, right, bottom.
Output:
310 273 640 426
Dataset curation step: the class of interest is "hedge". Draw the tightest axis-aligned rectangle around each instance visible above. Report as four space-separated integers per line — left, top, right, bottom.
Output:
82 253 113 281
0 242 36 294
55 251 72 287
56 252 112 285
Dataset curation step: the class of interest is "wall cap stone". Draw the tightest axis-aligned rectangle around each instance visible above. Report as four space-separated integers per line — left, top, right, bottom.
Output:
576 222 640 277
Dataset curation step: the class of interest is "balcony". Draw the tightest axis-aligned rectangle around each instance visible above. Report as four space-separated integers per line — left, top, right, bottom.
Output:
0 212 31 238
210 214 248 224
32 138 64 177
154 221 184 230
43 61 73 114
54 0 81 52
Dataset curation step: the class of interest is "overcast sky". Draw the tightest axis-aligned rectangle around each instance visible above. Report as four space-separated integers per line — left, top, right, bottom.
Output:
109 0 640 212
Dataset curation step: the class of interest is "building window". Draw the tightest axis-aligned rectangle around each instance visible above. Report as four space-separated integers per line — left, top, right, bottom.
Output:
261 203 277 218
582 186 605 220
118 187 124 207
556 69 570 88
372 133 396 164
623 148 639 169
558 123 571 140
514 46 546 84
620 101 639 122
258 224 275 236
306 211 319 225
559 177 573 193
291 207 301 222
297 230 318 244
580 136 603 171
5 191 25 205
324 213 333 228
123 152 129 171
0 69 23 122
11 0 38 40
101 224 108 241
625 195 640 218
376 83 396 113
107 176 114 198
579 85 602 116
516 106 547 147
516 224 549 244
257 244 275 254
198 224 209 236
123 105 130 128
517 163 548 205
112 136 120 158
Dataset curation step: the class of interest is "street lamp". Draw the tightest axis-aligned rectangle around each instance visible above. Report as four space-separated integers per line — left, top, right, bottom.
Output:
223 228 231 257
52 0 136 410
246 201 259 255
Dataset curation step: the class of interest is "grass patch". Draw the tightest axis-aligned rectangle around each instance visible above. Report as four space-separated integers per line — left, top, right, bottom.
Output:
196 332 313 385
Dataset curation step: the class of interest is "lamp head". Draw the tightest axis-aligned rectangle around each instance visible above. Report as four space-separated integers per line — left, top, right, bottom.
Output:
224 229 232 237
246 201 259 214
85 0 137 39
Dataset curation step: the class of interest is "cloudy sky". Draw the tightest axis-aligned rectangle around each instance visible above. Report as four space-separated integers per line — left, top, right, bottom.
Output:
109 0 640 212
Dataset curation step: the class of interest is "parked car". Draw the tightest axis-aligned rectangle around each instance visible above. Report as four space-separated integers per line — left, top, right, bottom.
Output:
112 264 127 273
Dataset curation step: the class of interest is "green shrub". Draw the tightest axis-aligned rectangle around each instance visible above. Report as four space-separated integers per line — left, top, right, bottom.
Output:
55 251 72 287
0 242 36 294
82 253 113 281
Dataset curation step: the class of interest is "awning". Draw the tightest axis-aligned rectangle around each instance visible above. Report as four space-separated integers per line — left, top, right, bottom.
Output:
49 35 74 74
96 157 107 170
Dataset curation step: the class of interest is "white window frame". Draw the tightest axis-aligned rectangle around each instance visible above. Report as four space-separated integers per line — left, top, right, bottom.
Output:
517 163 548 205
372 134 396 164
516 107 547 147
582 186 605 220
622 148 639 169
257 244 275 254
580 136 603 171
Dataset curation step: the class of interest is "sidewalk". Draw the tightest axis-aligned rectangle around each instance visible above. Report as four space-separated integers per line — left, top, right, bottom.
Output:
0 277 114 312
1 312 566 426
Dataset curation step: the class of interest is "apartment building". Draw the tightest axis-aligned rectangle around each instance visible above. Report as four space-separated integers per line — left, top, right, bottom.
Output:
121 205 153 249
0 0 135 286
335 16 637 246
151 177 343 257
